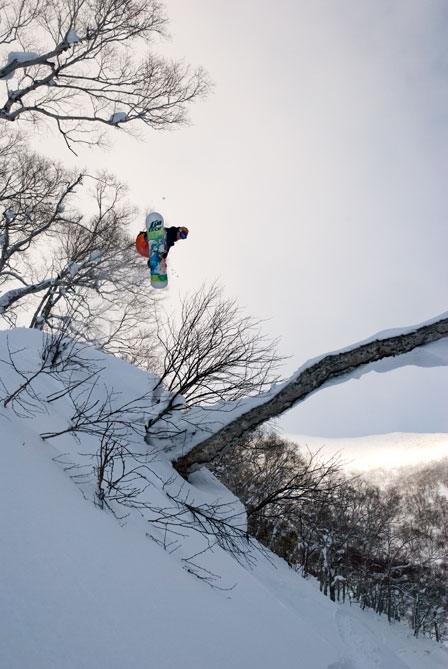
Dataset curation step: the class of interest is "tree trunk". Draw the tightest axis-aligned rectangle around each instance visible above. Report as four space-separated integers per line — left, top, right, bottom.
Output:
173 315 448 477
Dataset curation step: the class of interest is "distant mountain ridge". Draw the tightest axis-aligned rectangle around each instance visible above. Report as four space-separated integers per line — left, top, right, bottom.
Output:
286 432 448 471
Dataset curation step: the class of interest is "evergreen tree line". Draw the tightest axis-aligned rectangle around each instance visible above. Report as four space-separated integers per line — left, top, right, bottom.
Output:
211 431 448 642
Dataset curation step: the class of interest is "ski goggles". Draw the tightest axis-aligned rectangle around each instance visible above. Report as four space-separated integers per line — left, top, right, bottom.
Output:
179 230 187 239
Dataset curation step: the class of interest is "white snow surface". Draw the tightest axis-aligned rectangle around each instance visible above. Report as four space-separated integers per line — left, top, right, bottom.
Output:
0 327 447 669
0 52 40 79
7 51 40 64
66 28 81 44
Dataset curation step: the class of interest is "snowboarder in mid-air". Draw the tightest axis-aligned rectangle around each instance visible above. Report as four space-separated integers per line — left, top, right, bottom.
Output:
135 225 189 261
135 212 189 289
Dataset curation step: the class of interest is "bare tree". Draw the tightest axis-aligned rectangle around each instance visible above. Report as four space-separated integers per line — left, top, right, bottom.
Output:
173 314 448 476
211 430 342 547
143 284 283 443
212 428 448 637
152 284 282 405
0 138 156 345
27 172 148 338
0 0 210 150
0 136 81 304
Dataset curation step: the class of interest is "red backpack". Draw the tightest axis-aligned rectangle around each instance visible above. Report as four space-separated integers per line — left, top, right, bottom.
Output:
135 231 149 258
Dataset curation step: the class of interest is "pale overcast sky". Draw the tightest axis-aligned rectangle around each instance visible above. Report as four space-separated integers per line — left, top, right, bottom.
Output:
42 1 448 438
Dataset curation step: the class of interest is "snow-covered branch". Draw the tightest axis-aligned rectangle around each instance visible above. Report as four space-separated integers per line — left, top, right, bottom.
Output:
172 314 448 477
0 0 210 149
0 277 58 314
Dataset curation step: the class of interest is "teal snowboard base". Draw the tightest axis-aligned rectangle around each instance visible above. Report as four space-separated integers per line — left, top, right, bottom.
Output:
145 212 167 289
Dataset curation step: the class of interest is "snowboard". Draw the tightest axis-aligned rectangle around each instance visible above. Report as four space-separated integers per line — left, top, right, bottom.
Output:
145 212 168 289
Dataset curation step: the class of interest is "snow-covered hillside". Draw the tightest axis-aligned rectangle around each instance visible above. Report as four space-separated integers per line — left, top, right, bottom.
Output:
286 433 448 472
1 328 447 669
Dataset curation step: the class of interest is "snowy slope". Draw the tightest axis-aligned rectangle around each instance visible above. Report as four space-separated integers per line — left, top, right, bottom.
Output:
285 432 448 471
0 328 447 669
